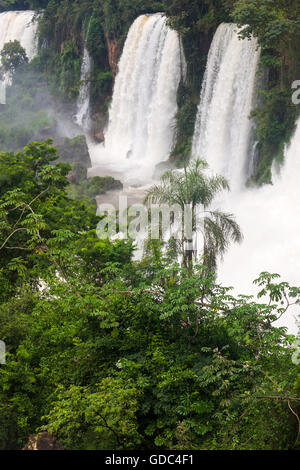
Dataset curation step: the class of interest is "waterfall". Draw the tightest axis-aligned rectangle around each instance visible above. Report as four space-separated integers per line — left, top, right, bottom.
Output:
217 122 300 333
0 11 38 60
75 45 92 131
192 23 298 332
90 13 186 185
192 23 260 190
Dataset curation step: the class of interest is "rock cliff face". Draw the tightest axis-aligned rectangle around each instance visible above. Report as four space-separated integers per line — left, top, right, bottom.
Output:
56 135 92 168
105 34 119 79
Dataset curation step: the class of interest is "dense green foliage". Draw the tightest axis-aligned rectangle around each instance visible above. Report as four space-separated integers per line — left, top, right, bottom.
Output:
1 1 300 451
0 142 299 450
232 0 300 183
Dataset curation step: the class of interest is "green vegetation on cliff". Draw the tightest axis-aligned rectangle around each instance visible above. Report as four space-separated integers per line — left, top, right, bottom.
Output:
37 1 164 109
0 53 91 169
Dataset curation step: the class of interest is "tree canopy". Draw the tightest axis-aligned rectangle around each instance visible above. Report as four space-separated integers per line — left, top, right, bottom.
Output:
0 40 28 75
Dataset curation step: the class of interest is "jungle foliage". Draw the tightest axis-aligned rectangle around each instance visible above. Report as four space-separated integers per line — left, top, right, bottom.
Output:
36 0 164 109
0 40 28 74
0 141 299 450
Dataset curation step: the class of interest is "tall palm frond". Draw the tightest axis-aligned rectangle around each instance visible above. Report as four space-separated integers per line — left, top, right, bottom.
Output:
144 158 242 271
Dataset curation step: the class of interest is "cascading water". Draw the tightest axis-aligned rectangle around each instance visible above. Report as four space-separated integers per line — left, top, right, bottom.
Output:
89 13 186 184
75 45 92 132
0 10 38 98
192 23 260 190
192 23 298 332
0 11 38 60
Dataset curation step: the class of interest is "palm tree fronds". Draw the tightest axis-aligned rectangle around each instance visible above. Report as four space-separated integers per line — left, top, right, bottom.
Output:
144 157 242 271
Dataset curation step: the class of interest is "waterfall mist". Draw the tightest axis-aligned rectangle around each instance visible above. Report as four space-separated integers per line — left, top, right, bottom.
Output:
192 23 299 333
216 123 300 333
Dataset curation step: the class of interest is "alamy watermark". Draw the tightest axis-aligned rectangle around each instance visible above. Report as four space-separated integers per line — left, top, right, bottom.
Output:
292 80 300 105
0 340 6 365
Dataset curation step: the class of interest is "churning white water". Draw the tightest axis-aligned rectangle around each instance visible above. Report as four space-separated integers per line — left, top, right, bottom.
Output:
0 11 38 60
75 45 92 131
89 13 186 184
216 123 300 333
192 23 299 332
192 23 260 190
